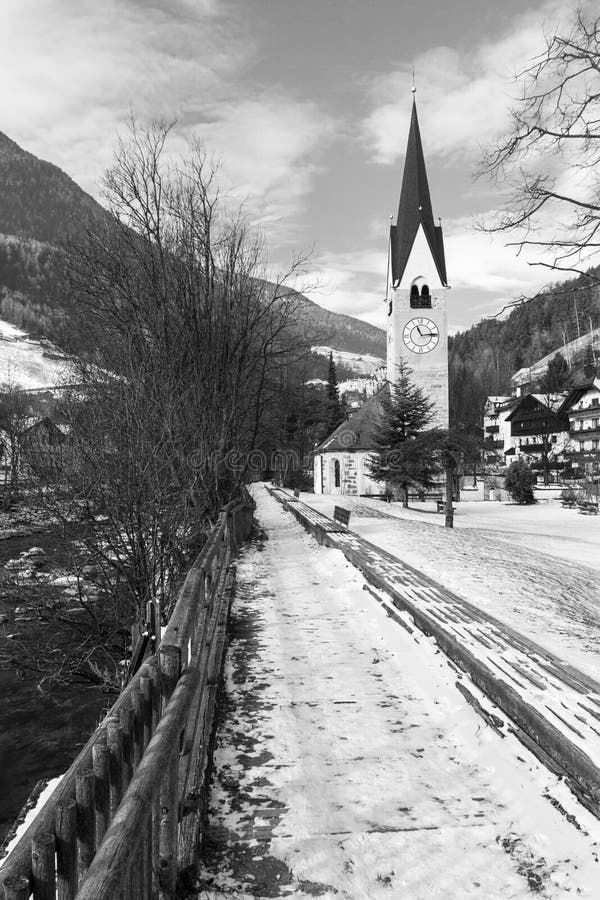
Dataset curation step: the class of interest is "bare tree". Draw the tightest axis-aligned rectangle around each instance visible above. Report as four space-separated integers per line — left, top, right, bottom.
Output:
18 121 309 690
0 381 30 508
479 6 600 278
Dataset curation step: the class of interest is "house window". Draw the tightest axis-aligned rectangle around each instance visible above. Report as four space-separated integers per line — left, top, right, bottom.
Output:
333 459 340 488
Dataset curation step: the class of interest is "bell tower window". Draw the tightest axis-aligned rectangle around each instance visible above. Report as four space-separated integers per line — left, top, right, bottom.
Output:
410 277 432 309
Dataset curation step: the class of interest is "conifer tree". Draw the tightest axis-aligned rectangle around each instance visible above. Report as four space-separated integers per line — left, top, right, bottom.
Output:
539 352 570 392
326 351 343 432
368 361 441 507
583 343 597 379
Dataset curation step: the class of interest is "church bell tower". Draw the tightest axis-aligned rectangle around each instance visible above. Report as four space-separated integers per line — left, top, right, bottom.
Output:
386 95 449 429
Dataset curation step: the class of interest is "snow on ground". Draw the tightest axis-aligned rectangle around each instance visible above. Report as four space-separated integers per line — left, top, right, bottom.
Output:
310 346 384 376
0 776 62 865
200 486 600 898
0 318 70 389
300 493 600 682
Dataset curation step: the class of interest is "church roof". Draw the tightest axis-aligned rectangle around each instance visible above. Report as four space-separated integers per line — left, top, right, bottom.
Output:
390 99 447 287
314 389 387 453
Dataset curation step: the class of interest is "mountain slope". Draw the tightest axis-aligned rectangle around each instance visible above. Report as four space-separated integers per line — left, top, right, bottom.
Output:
449 271 600 426
0 132 106 243
0 130 386 370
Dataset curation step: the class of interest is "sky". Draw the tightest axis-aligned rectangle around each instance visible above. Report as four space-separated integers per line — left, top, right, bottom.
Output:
0 0 587 335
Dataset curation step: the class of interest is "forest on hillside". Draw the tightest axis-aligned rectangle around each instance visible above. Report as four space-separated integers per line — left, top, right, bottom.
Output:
449 270 600 429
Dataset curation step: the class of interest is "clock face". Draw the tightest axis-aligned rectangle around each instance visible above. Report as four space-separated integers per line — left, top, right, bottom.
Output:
402 317 439 354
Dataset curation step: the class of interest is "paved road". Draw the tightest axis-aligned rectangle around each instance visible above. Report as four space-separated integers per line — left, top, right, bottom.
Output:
195 486 600 899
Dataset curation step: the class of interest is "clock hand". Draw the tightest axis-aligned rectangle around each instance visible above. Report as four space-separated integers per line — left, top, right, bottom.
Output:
416 326 424 337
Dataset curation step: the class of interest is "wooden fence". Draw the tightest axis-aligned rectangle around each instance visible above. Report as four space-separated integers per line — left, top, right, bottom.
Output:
0 489 255 900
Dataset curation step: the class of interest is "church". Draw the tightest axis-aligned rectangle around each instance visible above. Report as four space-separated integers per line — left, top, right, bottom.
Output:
314 94 450 495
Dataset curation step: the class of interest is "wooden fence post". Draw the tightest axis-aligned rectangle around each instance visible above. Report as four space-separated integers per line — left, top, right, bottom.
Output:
2 875 31 900
159 646 181 712
55 799 78 900
76 769 95 881
140 673 153 751
146 599 161 654
92 741 110 847
133 683 145 769
32 831 56 900
120 704 135 791
106 719 124 821
158 747 179 900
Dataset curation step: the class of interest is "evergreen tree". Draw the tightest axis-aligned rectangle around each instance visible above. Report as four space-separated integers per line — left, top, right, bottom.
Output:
326 351 343 432
505 459 536 504
539 352 570 392
368 361 441 507
582 343 597 380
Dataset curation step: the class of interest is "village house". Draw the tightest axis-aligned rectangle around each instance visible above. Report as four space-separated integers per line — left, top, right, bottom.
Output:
558 377 600 477
313 392 384 496
20 416 70 475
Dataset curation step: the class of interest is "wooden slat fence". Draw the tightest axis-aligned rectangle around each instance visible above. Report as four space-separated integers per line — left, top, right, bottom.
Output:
0 488 255 900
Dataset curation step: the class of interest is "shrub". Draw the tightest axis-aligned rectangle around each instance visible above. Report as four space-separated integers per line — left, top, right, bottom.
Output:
505 459 536 504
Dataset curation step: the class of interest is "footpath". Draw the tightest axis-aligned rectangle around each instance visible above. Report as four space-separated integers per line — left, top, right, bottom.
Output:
195 485 600 899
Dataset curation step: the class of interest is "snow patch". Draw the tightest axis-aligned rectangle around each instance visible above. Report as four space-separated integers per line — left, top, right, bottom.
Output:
311 346 385 376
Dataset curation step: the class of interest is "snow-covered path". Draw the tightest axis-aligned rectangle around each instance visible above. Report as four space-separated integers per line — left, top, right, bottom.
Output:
198 486 600 899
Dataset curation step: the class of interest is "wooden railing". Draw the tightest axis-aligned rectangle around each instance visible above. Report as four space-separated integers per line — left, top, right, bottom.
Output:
0 488 255 900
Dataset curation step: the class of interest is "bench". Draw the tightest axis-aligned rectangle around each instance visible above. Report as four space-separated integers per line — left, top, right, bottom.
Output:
333 505 351 526
561 498 577 508
578 501 599 515
360 493 391 502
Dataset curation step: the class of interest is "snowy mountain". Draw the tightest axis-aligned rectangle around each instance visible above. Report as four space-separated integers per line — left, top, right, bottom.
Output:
311 346 385 377
0 319 71 389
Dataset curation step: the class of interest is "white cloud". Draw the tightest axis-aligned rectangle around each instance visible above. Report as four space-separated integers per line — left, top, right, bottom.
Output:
184 97 336 234
362 0 576 167
0 0 334 233
0 1 245 192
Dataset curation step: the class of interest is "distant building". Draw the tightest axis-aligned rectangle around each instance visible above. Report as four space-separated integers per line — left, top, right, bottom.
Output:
386 97 449 429
20 416 70 474
558 378 600 476
483 396 517 460
314 93 450 494
484 393 569 476
313 392 385 496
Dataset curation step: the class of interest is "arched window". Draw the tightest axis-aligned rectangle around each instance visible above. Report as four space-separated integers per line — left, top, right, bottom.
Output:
409 277 432 309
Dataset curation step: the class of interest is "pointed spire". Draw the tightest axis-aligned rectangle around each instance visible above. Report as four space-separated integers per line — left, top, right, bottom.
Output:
389 98 447 286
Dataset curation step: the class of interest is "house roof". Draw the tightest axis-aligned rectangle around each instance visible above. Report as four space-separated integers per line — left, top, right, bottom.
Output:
389 99 447 287
504 393 568 424
556 377 600 417
315 390 386 453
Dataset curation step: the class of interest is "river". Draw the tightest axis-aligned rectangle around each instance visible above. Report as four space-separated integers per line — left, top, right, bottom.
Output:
0 526 106 844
